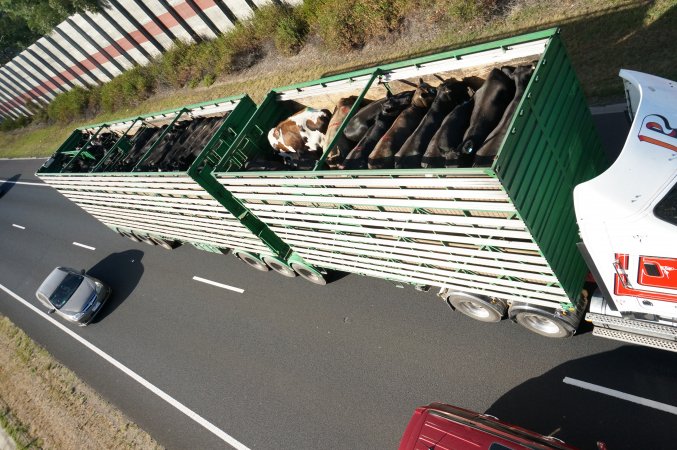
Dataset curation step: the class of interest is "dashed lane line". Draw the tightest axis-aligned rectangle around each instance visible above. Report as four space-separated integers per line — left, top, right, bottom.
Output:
73 242 96 251
563 377 677 415
12 224 25 230
193 276 245 294
0 282 251 450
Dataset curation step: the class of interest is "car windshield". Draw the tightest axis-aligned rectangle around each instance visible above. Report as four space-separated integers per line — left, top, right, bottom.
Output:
49 273 84 308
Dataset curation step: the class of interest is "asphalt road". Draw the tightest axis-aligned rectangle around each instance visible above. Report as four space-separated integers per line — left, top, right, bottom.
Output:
0 112 676 449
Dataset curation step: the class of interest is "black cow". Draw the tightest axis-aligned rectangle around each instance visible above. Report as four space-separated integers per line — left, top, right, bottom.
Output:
457 67 515 164
421 98 474 168
340 90 414 170
474 64 534 167
368 80 437 169
343 91 413 142
394 80 470 168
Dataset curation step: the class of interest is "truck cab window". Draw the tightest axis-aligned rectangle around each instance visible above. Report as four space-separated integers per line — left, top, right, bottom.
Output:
654 181 677 226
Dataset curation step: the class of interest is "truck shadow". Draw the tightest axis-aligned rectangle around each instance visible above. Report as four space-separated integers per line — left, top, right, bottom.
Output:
485 346 677 449
86 249 144 323
0 174 21 199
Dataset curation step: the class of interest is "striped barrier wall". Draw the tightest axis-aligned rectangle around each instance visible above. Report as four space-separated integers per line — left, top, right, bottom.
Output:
0 0 302 121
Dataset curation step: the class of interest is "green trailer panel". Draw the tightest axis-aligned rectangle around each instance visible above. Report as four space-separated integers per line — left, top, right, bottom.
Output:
37 95 278 257
208 28 606 311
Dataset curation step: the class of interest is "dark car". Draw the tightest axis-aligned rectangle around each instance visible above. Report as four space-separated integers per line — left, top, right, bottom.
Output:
35 267 111 326
399 403 583 450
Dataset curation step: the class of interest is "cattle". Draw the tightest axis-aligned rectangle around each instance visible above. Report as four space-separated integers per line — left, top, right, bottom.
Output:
421 98 475 168
474 64 534 167
117 126 166 171
394 80 470 168
340 90 414 170
343 91 414 143
325 96 359 169
457 67 515 165
267 108 332 167
368 80 437 169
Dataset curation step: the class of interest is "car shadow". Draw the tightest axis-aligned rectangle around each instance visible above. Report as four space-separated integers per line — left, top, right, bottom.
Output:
86 249 144 323
485 346 677 449
0 174 21 199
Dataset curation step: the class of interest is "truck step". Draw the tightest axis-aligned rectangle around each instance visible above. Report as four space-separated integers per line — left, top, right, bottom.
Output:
586 312 677 340
592 327 677 352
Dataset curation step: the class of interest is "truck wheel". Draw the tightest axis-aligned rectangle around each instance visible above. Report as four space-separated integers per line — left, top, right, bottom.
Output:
447 292 506 323
151 237 180 250
122 231 141 242
234 251 270 272
140 235 157 246
514 310 576 338
262 256 296 277
290 262 326 285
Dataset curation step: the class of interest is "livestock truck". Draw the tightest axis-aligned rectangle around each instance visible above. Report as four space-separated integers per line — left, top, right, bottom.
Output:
36 28 677 351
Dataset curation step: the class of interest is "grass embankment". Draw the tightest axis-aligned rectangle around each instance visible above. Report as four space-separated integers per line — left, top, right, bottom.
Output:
0 0 673 159
0 315 162 449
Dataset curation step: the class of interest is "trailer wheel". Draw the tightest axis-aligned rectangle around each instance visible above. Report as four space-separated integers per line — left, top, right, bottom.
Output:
514 310 576 338
125 231 142 243
290 262 326 285
151 237 181 250
446 292 506 323
139 235 157 246
234 251 270 272
262 256 296 277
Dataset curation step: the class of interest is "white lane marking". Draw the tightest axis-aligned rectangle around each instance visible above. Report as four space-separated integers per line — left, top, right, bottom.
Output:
0 179 45 186
0 282 250 450
193 276 245 294
563 377 677 415
73 242 96 251
12 224 25 230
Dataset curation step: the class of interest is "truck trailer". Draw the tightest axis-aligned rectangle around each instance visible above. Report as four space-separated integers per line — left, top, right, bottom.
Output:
36 28 677 350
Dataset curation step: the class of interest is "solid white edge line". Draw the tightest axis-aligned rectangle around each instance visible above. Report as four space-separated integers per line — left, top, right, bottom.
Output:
73 242 96 251
193 276 245 294
12 224 25 230
563 377 677 415
0 179 45 186
0 283 251 450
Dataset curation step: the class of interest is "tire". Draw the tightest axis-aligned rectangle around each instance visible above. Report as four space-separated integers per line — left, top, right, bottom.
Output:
447 292 506 323
514 310 575 338
290 262 326 285
151 237 180 250
125 231 142 243
139 235 157 246
262 256 296 277
234 251 270 272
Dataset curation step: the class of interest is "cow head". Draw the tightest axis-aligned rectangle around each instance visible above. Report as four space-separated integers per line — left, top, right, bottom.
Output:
411 79 437 108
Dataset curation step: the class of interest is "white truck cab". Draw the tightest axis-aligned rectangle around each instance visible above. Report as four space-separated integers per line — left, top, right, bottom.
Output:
574 70 677 350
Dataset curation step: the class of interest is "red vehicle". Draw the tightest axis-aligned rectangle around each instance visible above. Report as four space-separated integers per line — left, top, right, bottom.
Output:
399 403 583 450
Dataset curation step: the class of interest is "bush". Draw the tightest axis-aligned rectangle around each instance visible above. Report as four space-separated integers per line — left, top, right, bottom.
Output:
0 115 32 132
313 0 407 51
99 65 155 113
215 22 264 73
46 86 90 123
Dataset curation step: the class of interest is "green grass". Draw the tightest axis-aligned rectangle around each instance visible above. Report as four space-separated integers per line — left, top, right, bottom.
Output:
1 0 674 158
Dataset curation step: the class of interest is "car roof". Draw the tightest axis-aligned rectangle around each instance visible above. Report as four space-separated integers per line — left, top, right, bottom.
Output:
36 267 76 296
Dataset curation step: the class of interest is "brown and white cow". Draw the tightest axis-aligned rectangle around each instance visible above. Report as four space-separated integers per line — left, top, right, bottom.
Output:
268 108 332 160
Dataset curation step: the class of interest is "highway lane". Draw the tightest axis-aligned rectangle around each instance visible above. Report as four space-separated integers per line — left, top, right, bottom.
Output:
1 121 677 449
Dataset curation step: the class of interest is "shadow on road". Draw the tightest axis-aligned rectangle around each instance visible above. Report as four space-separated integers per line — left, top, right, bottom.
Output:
0 174 21 199
485 346 677 449
86 249 144 322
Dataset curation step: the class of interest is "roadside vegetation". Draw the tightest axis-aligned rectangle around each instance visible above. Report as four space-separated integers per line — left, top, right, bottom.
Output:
0 0 673 157
0 315 162 449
